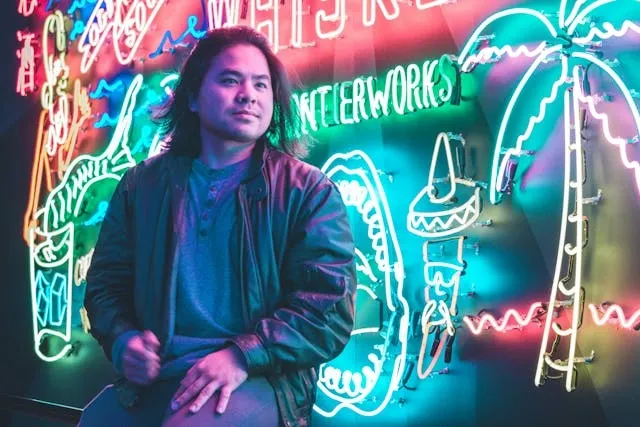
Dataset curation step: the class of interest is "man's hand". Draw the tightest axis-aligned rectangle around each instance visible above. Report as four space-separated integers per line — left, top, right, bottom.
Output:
171 345 248 414
122 330 160 385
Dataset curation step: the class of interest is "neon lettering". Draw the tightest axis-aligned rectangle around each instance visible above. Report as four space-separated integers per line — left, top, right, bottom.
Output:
16 31 37 97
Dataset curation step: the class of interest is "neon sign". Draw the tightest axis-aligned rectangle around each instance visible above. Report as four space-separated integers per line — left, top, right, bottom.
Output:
150 14 207 59
315 150 409 417
459 0 640 391
405 132 485 379
29 223 74 362
16 31 37 97
41 10 70 157
19 0 39 16
589 303 640 330
77 0 166 73
464 303 547 335
294 56 457 133
407 133 482 238
205 0 457 53
26 76 141 362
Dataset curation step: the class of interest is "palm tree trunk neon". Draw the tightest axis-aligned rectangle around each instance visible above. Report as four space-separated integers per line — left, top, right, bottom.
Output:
534 82 587 392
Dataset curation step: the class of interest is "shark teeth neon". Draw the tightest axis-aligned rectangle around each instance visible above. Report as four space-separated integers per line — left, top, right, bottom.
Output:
315 150 409 417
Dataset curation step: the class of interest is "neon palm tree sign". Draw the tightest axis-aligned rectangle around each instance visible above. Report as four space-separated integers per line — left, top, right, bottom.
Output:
457 0 640 391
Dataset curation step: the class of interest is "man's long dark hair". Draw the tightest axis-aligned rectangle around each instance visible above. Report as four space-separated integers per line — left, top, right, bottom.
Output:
155 26 307 158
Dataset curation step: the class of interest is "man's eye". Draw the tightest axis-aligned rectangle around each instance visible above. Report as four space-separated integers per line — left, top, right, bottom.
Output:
221 78 237 84
256 82 268 89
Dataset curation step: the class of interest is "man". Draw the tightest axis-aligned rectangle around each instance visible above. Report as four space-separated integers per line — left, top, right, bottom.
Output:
81 26 356 426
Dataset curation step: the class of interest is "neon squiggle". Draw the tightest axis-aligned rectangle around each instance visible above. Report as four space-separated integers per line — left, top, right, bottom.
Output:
588 304 640 329
573 20 640 45
457 8 557 71
89 79 124 99
77 0 167 73
68 0 97 14
488 45 564 203
149 15 207 59
464 303 545 335
461 42 547 72
572 52 640 194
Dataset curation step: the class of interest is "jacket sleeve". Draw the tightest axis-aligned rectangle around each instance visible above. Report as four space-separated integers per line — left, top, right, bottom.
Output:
231 174 356 374
84 169 138 361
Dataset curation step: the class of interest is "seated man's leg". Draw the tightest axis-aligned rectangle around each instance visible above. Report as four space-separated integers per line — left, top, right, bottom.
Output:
79 379 180 427
162 376 279 427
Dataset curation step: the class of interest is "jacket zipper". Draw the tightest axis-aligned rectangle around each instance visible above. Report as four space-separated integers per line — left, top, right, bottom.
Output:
238 185 266 320
237 197 251 330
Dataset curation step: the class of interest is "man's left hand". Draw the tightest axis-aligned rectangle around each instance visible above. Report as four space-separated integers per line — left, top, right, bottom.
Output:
171 345 249 414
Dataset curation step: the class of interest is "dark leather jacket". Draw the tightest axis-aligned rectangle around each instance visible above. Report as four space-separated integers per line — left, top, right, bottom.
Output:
85 143 356 426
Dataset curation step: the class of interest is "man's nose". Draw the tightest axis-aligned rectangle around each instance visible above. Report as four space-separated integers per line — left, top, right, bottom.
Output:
236 83 257 104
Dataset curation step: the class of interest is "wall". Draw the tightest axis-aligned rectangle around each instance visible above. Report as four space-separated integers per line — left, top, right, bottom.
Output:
2 1 640 426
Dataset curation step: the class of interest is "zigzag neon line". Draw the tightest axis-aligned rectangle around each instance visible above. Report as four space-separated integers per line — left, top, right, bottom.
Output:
588 304 640 329
457 8 557 71
463 302 544 335
68 0 97 14
461 42 547 72
572 52 640 194
94 102 151 129
149 14 207 59
573 20 640 44
94 113 120 128
90 79 124 99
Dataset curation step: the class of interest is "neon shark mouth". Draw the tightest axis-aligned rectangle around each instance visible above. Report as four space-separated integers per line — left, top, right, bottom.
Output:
315 150 408 417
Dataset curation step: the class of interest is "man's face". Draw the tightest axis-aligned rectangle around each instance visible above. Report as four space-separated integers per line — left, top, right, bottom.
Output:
193 43 274 146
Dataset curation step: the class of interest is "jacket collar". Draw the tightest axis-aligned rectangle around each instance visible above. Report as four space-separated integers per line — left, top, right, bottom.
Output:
243 140 268 201
166 141 270 205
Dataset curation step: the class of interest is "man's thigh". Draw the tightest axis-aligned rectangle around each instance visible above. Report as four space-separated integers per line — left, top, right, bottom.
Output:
78 379 178 427
162 376 279 427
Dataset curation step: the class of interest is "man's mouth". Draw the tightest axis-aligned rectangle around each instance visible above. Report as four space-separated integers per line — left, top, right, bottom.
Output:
232 110 258 118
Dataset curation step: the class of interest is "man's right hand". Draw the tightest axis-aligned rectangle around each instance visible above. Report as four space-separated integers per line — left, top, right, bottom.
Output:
122 330 161 385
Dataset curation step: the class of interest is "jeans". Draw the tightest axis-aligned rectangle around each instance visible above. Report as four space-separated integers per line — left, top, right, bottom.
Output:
78 376 279 426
